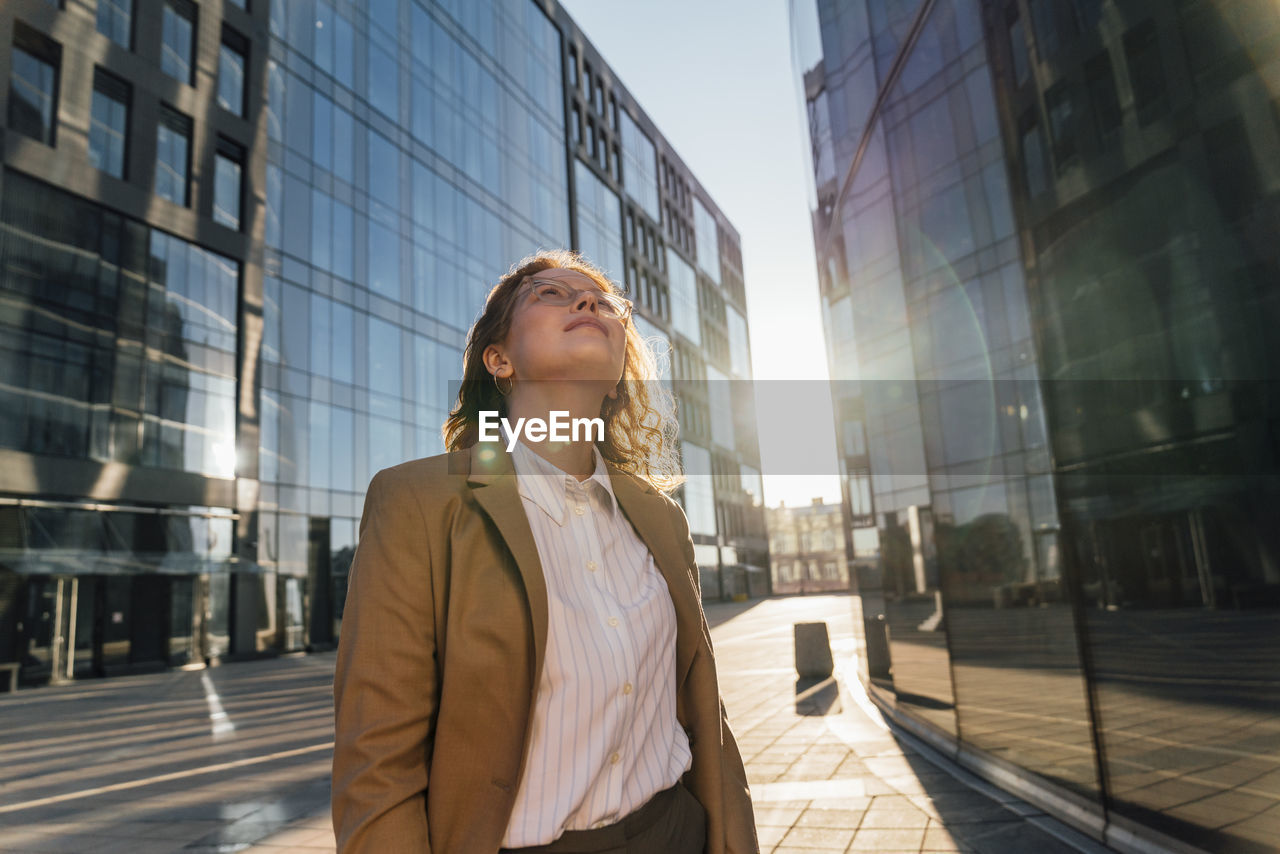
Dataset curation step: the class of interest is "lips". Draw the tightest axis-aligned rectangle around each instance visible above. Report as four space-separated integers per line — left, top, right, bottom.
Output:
564 318 608 335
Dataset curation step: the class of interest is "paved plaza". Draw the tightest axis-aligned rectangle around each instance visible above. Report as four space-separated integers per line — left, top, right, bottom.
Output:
0 594 1115 853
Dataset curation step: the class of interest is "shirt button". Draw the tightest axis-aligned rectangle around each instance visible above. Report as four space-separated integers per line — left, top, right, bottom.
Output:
586 560 598 572
622 682 633 695
607 616 619 627
574 505 586 516
610 752 620 765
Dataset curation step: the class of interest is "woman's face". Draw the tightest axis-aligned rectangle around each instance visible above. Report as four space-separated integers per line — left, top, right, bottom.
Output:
489 268 628 389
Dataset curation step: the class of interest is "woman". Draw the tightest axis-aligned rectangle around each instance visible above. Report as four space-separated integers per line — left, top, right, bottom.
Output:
332 250 758 854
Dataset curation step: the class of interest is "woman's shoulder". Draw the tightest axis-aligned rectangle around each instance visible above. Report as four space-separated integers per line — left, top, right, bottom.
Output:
363 449 473 512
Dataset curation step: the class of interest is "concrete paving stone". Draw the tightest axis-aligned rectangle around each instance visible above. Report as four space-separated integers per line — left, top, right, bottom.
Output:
922 823 965 850
793 808 866 829
863 793 918 811
945 819 1082 854
0 831 59 847
133 819 227 840
779 824 857 848
185 819 283 848
778 765 845 783
858 808 931 828
8 835 101 854
254 826 334 846
244 841 335 852
749 768 794 785
88 840 185 854
848 826 927 850
756 824 791 846
860 777 901 795
753 804 811 827
882 778 928 794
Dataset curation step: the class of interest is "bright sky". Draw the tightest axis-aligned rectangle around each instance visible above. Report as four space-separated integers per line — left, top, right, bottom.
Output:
558 0 843 508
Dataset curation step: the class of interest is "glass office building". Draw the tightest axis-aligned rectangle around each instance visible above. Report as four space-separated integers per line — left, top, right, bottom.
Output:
0 0 764 688
791 0 1279 852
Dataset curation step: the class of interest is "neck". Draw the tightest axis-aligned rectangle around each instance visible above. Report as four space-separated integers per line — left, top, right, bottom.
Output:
504 386 606 480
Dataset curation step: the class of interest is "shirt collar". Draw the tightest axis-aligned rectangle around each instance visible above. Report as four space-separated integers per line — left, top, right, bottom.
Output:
500 422 618 525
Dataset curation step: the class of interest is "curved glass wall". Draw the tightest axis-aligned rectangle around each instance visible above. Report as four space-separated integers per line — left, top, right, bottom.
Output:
795 0 1280 848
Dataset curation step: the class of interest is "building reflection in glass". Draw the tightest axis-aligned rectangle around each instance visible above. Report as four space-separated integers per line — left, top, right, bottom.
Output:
0 172 243 684
793 0 1278 849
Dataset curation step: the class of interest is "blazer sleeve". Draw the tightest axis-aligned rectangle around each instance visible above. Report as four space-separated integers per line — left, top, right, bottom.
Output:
332 469 437 853
672 501 760 854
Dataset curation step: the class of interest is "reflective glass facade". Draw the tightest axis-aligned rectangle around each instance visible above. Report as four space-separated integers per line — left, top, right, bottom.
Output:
1 0 763 689
618 108 660 222
793 0 1280 851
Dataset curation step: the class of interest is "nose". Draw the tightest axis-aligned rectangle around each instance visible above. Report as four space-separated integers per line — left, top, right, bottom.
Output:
571 289 600 314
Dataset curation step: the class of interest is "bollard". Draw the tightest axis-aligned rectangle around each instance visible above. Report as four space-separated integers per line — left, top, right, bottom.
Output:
794 621 834 679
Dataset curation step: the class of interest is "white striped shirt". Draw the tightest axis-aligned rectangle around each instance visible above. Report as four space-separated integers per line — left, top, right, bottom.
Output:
499 432 693 848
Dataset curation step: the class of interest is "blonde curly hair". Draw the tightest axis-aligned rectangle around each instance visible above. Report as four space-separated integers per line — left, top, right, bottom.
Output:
443 249 684 493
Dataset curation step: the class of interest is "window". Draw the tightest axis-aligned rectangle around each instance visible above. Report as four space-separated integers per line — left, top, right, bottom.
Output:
619 109 660 221
161 0 196 85
89 69 129 179
1008 14 1030 86
9 26 60 146
97 0 133 48
1123 21 1167 124
367 40 398 119
155 105 191 205
1020 114 1049 197
1084 51 1121 144
1027 0 1074 60
213 139 243 230
1179 2 1252 90
1073 0 1103 33
568 45 578 89
217 27 247 117
1044 80 1079 170
693 197 720 283
1204 118 1261 222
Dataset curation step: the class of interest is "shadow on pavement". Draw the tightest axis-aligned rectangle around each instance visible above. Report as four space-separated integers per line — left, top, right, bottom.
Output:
702 595 771 629
794 675 841 716
878 725 1111 854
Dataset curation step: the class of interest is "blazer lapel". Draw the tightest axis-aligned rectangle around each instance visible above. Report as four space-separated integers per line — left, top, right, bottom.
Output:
608 466 701 691
466 443 549 690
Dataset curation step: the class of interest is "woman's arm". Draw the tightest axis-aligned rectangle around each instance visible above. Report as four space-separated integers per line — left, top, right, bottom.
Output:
332 468 438 853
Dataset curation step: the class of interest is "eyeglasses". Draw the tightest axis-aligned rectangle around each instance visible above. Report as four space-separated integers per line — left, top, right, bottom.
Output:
520 277 633 320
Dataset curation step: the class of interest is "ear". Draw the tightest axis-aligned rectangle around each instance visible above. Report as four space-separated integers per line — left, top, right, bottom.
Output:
606 383 619 400
482 344 513 379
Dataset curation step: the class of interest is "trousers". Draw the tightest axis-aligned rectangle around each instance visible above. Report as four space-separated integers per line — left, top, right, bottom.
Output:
499 780 708 854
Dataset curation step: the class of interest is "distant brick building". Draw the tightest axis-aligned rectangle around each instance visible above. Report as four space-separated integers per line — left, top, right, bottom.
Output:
766 499 850 594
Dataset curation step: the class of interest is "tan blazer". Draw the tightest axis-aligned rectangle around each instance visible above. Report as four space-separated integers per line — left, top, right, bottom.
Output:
331 442 759 853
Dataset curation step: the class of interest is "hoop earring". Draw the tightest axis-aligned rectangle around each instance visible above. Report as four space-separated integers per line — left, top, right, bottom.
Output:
493 373 513 396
